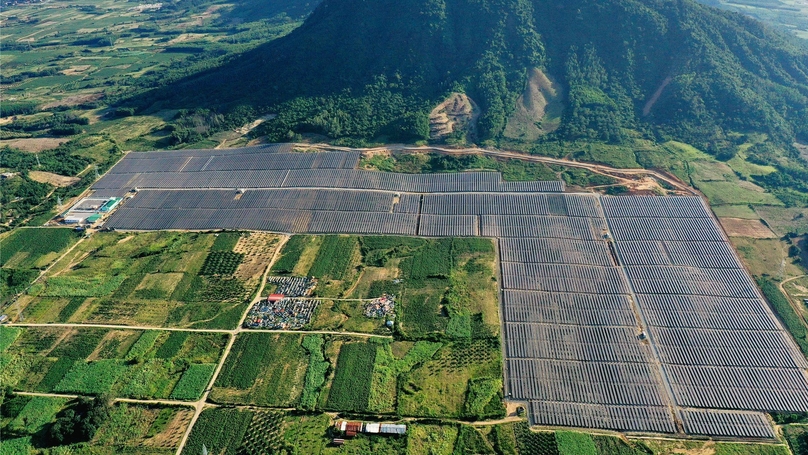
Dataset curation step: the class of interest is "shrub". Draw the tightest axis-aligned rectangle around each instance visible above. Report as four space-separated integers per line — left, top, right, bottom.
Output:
464 377 504 419
199 251 244 276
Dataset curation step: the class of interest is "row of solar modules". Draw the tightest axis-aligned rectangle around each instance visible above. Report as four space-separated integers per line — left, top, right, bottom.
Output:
666 365 808 410
529 402 676 434
94 168 566 194
106 208 419 235
601 195 711 218
501 291 637 327
616 240 740 268
505 324 649 363
420 193 600 217
123 189 412 213
637 295 780 331
122 144 294 158
624 266 760 298
651 327 807 368
105 150 360 175
499 238 614 266
501 263 630 294
680 410 775 439
508 359 668 407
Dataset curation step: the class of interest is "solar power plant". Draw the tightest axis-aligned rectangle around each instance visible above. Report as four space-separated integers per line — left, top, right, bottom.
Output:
97 147 808 437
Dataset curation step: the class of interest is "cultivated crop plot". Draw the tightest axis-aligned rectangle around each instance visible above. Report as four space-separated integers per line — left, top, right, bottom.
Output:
0 327 225 400
11 231 279 329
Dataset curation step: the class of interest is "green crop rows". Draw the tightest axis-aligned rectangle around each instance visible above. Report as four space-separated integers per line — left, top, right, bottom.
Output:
181 408 252 455
308 235 358 280
270 235 309 274
326 341 376 412
238 411 286 455
155 331 189 358
170 363 216 401
211 232 242 252
0 228 78 268
54 359 128 395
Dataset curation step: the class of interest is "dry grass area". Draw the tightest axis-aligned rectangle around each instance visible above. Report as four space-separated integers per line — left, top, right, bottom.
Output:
0 137 68 152
233 232 281 282
29 170 80 187
720 217 777 238
144 408 194 449
42 92 103 109
504 68 563 141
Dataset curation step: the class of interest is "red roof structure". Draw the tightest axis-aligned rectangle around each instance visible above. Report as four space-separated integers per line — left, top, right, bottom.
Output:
267 294 285 302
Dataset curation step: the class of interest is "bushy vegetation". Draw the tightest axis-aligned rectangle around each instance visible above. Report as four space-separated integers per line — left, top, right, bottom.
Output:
49 395 113 445
199 251 245 276
238 411 287 455
326 342 376 412
758 276 808 356
464 377 505 420
300 334 329 409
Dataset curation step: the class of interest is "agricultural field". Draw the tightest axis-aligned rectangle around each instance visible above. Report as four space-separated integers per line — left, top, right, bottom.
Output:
272 235 500 339
0 393 193 454
8 231 279 328
0 326 226 400
0 227 81 304
211 332 309 407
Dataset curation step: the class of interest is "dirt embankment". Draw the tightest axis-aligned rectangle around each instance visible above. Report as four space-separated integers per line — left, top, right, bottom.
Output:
429 93 479 141
720 217 778 239
29 171 80 187
504 68 563 141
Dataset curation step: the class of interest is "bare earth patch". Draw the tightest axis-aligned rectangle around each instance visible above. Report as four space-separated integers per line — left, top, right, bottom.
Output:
61 65 92 75
429 93 480 141
504 68 564 140
720 217 777 238
0 137 68 152
29 170 80 187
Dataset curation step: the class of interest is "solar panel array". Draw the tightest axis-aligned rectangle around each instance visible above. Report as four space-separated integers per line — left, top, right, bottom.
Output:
603 196 808 415
96 148 808 437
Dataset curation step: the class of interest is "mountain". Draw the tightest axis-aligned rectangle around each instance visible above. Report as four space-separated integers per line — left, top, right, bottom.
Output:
131 0 808 156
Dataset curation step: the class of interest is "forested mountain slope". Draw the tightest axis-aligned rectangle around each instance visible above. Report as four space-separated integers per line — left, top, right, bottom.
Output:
131 0 808 156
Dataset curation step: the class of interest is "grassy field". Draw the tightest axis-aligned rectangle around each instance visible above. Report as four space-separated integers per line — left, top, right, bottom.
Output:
12 231 278 328
0 326 226 399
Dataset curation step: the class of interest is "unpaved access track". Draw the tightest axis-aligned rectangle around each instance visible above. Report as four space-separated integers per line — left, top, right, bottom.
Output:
296 143 700 196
